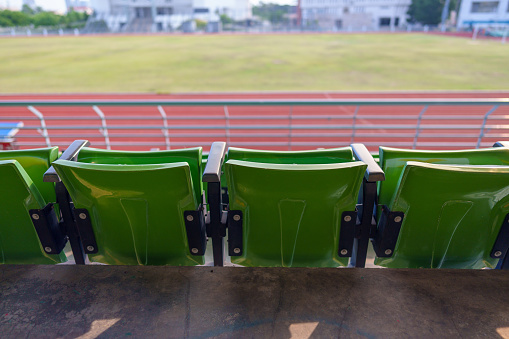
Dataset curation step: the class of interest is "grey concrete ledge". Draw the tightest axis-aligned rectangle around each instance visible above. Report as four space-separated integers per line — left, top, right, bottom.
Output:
1 265 509 338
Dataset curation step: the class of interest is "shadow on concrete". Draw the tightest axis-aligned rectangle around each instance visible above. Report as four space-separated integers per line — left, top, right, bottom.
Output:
1 266 509 338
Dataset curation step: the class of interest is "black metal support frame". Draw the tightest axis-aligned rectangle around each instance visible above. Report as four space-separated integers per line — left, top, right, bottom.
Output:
493 213 509 270
202 142 227 266
44 140 90 265
371 205 404 258
183 205 208 256
227 210 243 256
350 143 386 268
29 203 67 255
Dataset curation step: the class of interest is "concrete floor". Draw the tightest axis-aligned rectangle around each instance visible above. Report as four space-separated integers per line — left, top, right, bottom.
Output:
1 265 509 338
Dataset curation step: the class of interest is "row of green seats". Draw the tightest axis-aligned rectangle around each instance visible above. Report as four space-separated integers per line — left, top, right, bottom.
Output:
1 141 508 270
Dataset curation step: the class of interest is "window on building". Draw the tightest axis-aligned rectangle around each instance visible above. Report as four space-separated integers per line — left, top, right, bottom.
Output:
156 7 173 15
471 1 499 13
394 17 399 26
379 17 391 26
194 8 209 13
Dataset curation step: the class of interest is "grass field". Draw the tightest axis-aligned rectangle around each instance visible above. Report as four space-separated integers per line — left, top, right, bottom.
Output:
0 33 508 93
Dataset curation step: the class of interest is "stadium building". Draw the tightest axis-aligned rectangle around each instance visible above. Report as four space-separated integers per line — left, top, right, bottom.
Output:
88 0 251 32
299 0 411 31
456 0 509 29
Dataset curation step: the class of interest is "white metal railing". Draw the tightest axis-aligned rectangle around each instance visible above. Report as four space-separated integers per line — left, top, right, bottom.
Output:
0 98 508 151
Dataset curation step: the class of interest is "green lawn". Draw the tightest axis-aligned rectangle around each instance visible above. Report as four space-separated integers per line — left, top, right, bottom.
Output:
0 33 507 93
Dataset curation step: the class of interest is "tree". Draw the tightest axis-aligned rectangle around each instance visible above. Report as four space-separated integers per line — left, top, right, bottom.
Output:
33 12 60 27
21 4 36 15
219 14 233 25
195 19 207 31
407 0 457 25
0 10 32 27
252 3 294 25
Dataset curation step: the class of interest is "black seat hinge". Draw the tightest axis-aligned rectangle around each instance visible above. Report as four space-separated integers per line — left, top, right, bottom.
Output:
338 210 357 257
371 205 404 258
73 208 98 254
30 203 67 255
184 205 207 256
492 214 509 268
227 210 243 256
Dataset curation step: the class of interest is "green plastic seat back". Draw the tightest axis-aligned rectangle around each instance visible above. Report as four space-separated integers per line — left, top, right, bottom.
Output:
0 148 59 205
227 147 354 164
225 160 367 267
379 147 509 207
77 147 203 203
375 161 509 269
0 160 66 264
52 160 203 266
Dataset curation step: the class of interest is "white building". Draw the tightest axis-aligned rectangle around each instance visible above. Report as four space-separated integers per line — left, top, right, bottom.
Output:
89 0 251 32
457 0 509 28
299 0 411 30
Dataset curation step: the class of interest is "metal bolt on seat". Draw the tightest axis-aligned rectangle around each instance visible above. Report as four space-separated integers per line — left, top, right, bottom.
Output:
233 248 241 254
191 248 199 254
186 215 194 222
87 245 95 252
385 249 392 255
79 213 87 220
340 249 348 255
494 251 503 257
32 213 40 220
44 247 52 253
344 215 352 222
394 216 402 223
233 215 241 221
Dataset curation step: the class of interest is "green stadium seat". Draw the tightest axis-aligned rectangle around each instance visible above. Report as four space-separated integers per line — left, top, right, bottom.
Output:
224 159 367 267
0 147 59 207
378 146 509 212
51 146 206 266
201 144 384 267
0 147 67 264
373 145 509 269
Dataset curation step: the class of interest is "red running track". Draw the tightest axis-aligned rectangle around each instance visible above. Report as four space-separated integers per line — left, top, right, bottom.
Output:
1 92 509 152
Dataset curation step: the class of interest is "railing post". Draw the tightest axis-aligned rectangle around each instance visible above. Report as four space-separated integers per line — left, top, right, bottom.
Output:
223 105 230 147
412 105 428 149
92 106 111 150
477 105 499 148
350 106 360 144
28 106 51 147
157 105 171 150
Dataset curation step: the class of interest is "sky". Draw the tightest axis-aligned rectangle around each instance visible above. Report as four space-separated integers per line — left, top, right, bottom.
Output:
0 0 296 12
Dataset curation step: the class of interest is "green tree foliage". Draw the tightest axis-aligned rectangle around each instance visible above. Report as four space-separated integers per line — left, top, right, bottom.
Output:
407 0 457 25
252 2 294 25
195 19 207 30
33 12 61 27
219 14 234 25
0 10 32 27
0 6 88 28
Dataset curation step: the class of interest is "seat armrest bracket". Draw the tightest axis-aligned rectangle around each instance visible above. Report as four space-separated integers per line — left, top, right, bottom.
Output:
491 213 509 263
184 206 207 256
338 211 357 257
30 203 67 255
227 210 243 256
371 205 404 258
73 209 98 254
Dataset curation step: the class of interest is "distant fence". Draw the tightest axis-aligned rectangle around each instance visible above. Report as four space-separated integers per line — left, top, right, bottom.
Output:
1 98 509 151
